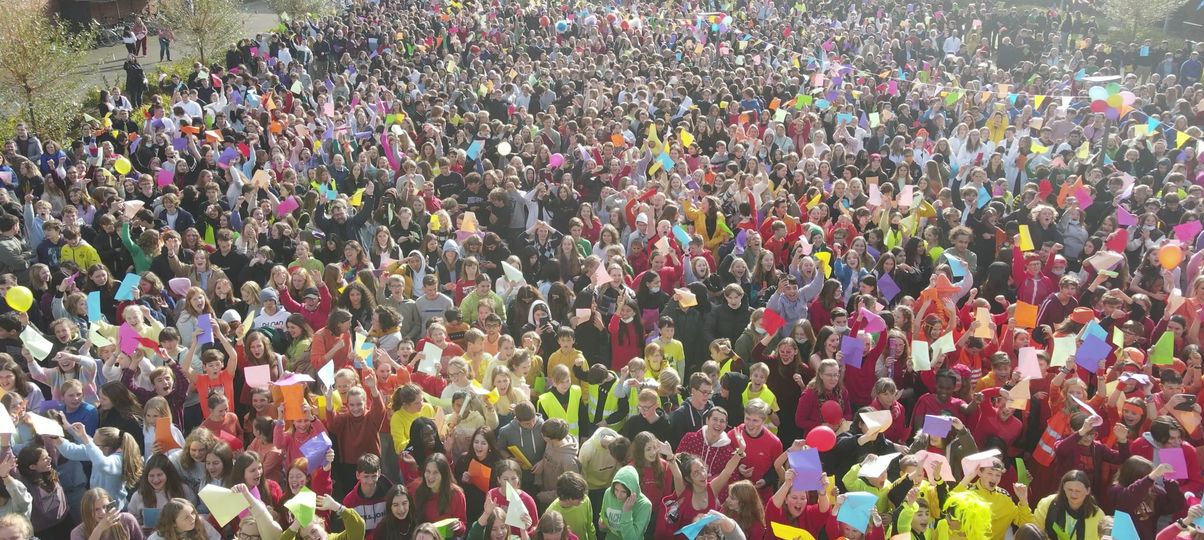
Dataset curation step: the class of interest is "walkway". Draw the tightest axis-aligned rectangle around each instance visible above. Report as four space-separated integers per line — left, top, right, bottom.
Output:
80 0 281 90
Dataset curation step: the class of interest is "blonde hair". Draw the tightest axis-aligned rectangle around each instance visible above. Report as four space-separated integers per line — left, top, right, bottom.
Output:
145 396 171 422
549 363 571 383
94 427 143 487
334 367 360 387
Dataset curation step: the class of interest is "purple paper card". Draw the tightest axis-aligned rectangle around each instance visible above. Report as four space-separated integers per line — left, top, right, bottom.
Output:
196 314 213 345
840 335 865 368
1075 335 1111 372
786 448 823 490
922 415 953 438
300 432 332 473
878 273 901 302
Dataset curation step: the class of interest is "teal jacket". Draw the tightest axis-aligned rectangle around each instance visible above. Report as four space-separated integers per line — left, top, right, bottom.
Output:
599 465 652 540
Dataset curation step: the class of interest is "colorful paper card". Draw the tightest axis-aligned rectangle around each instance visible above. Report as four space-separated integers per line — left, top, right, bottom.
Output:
284 487 317 527
922 415 953 438
156 416 181 451
244 365 272 389
839 335 865 368
1014 302 1038 329
196 314 213 345
911 340 931 371
114 273 141 301
20 326 53 361
87 291 102 322
467 459 492 492
786 448 823 490
280 384 306 421
1017 347 1042 378
300 432 332 473
836 492 877 533
1159 447 1189 480
1018 225 1034 251
199 484 250 526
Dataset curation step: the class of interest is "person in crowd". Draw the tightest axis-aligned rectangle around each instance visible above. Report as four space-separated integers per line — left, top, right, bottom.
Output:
1 0 1204 539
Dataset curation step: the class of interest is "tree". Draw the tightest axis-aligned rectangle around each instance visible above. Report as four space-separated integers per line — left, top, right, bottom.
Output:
1100 0 1188 39
158 0 243 65
264 0 336 21
0 0 94 140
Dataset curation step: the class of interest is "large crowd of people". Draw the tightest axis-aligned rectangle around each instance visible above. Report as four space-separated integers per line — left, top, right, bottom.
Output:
0 0 1202 538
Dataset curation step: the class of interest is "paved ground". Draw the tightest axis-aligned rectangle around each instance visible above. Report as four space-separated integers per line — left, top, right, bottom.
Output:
80 0 281 91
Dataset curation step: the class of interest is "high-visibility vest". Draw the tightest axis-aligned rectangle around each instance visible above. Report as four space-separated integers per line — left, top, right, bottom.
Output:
1034 410 1072 466
538 385 581 438
742 385 779 433
589 380 640 433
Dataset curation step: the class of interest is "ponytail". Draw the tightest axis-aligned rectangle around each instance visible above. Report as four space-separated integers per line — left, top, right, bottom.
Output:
96 427 144 488
118 432 143 488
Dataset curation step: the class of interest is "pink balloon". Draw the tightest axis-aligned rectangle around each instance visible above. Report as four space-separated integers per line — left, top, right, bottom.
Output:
549 153 565 168
1119 91 1136 106
805 426 837 452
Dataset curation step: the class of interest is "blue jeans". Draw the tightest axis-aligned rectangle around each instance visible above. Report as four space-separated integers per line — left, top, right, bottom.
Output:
159 37 171 61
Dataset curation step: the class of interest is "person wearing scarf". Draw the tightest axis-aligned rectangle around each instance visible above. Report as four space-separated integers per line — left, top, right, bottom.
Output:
1034 470 1104 540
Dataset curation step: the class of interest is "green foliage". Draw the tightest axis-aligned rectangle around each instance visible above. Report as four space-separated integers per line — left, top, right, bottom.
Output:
264 0 337 21
1100 0 1188 41
0 0 96 142
158 0 244 64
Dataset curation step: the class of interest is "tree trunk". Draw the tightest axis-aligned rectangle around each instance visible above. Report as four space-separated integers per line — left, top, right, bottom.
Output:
24 87 36 132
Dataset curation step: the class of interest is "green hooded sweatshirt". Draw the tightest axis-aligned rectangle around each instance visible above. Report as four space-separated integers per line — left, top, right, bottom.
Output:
549 496 597 540
599 465 652 540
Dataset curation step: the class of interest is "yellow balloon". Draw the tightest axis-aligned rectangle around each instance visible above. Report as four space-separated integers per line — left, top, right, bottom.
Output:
1160 244 1184 270
5 286 33 312
114 157 132 175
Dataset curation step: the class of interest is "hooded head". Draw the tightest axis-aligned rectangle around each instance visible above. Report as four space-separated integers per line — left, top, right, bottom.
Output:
610 465 643 499
528 300 551 326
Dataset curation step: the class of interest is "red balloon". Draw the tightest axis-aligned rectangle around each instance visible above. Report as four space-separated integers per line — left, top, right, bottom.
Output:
805 426 837 452
1089 100 1108 113
539 15 550 27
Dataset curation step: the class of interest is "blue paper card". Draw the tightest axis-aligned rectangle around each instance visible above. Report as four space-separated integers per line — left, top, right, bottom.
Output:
836 492 877 532
87 291 102 322
143 508 161 528
1112 511 1139 540
114 273 140 301
677 514 720 540
947 256 966 278
466 140 484 160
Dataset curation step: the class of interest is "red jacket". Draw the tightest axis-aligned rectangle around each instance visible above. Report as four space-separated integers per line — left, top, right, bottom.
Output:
795 387 852 434
327 391 387 465
1012 247 1058 305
